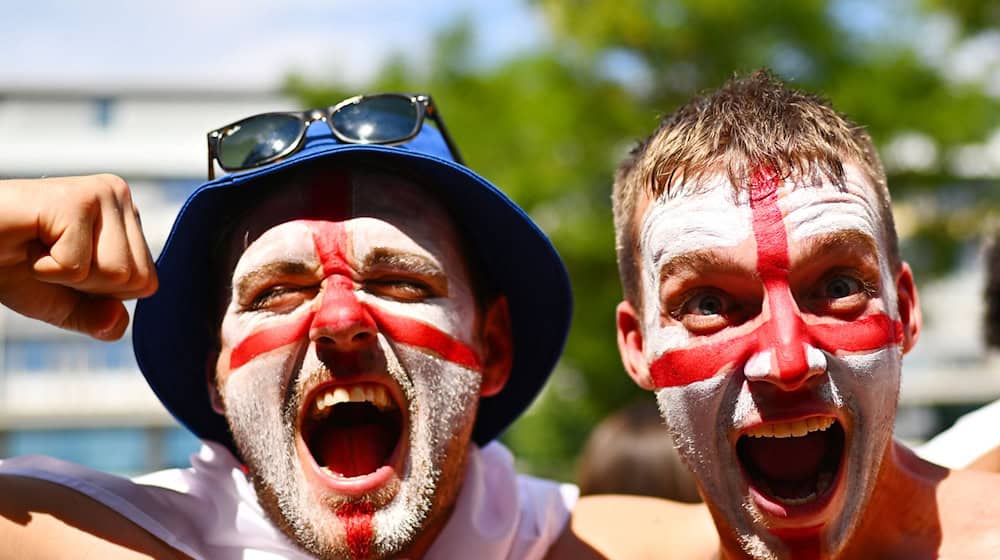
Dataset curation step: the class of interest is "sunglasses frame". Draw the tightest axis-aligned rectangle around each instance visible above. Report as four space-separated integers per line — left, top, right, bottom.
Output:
206 93 464 179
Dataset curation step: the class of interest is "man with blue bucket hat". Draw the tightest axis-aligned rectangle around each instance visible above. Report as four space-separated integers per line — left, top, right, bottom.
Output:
0 94 712 559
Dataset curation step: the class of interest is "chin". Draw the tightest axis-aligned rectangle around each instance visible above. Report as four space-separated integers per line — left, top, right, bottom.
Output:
224 345 480 559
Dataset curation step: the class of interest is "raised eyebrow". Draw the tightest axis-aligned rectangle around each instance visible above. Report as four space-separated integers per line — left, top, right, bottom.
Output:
792 230 879 267
235 261 317 298
658 250 746 283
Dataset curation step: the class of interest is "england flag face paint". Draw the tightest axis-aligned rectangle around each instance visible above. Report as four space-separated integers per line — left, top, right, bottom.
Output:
214 169 494 560
631 166 911 559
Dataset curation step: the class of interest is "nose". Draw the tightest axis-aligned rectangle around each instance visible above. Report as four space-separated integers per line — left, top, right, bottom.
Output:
746 290 826 391
310 276 377 351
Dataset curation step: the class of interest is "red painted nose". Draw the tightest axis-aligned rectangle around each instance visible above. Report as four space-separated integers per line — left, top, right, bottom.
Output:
310 277 377 351
754 288 824 391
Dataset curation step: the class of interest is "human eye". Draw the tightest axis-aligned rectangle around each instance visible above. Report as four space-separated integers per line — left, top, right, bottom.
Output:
247 284 317 313
670 289 738 335
810 272 875 316
365 276 437 302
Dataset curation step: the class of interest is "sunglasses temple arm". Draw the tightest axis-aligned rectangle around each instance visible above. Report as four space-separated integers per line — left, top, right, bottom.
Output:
206 137 216 180
428 109 464 166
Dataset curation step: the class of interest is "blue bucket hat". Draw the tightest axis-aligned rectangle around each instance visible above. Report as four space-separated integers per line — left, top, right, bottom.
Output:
133 119 572 456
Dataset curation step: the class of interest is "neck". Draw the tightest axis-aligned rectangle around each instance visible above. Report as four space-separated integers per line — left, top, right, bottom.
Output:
397 500 458 560
839 440 946 557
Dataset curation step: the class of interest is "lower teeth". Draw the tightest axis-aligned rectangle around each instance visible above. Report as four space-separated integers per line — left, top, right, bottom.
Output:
777 491 816 506
755 469 835 506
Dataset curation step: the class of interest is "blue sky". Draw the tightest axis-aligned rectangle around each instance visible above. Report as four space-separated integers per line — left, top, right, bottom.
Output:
0 0 547 89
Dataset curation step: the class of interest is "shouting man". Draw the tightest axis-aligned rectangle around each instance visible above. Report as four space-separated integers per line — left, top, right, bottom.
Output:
612 71 1000 558
0 93 712 559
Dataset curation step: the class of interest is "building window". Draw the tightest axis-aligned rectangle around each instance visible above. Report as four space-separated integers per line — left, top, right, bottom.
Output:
4 339 137 372
7 427 147 475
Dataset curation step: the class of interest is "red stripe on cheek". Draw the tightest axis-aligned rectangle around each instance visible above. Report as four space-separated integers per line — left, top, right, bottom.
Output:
228 315 311 370
810 314 903 351
336 502 374 560
368 306 482 371
650 330 756 387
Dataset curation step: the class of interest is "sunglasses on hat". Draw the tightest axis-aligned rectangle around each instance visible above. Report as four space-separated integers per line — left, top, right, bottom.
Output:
206 93 463 179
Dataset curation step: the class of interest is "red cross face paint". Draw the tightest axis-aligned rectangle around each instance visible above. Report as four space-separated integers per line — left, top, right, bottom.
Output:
215 169 486 560
634 166 908 558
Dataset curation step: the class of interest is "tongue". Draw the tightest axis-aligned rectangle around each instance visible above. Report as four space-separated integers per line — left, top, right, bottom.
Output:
743 431 827 481
314 423 391 478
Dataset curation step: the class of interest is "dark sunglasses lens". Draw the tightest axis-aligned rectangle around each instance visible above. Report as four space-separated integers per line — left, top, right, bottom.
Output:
217 114 304 170
331 96 419 144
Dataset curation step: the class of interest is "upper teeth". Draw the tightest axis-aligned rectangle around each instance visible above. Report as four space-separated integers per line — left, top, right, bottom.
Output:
745 417 834 438
311 383 396 419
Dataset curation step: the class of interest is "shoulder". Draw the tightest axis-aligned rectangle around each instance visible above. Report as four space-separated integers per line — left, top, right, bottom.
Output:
0 473 190 559
545 495 717 560
934 468 1000 557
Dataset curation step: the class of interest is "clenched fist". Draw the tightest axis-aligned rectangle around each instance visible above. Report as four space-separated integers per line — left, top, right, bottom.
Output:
0 174 158 340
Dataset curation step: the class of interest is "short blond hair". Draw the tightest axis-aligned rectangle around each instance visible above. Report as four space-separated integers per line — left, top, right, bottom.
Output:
612 70 898 309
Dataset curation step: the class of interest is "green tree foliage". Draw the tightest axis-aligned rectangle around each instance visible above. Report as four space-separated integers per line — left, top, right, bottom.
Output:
288 1 1000 480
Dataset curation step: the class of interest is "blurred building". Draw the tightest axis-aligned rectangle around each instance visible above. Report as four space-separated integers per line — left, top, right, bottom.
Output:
0 84 295 474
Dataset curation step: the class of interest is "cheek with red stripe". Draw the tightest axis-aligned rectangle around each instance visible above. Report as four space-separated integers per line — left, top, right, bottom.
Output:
228 221 481 373
648 169 901 389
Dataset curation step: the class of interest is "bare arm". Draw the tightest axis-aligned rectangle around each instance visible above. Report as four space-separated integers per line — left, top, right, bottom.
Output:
546 495 718 560
0 475 189 560
0 174 157 340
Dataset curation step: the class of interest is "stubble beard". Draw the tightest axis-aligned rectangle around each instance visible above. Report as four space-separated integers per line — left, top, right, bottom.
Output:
655 349 900 560
222 341 480 559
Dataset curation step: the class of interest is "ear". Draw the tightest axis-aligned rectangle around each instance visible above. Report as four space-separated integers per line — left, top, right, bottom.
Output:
479 296 513 397
617 300 654 390
207 349 226 415
895 262 922 354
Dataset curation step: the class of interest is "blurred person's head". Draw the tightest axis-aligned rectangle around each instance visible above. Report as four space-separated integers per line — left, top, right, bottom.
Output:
577 399 701 503
985 231 1000 349
132 95 572 560
612 70 921 558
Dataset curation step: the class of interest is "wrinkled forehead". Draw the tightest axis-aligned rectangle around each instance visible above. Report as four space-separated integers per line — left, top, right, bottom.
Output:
638 164 889 266
225 167 461 256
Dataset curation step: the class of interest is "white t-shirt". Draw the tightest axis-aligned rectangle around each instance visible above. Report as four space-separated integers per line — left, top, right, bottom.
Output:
917 398 1000 469
0 441 577 559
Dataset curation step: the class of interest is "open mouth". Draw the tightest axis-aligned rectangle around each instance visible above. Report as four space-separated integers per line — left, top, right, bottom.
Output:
301 383 404 479
736 417 845 507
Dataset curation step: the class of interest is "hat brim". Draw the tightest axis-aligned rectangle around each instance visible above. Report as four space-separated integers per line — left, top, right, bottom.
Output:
133 140 572 456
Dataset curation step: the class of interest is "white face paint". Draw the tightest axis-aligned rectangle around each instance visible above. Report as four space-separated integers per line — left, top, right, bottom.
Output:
215 170 487 559
638 166 906 558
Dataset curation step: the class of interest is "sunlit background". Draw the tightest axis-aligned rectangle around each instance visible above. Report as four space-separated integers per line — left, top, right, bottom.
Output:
1 0 998 480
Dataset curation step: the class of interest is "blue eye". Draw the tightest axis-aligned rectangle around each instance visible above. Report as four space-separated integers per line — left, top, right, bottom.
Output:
694 294 724 315
825 276 862 299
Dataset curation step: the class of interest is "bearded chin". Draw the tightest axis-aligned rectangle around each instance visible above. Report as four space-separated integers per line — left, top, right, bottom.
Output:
220 343 481 560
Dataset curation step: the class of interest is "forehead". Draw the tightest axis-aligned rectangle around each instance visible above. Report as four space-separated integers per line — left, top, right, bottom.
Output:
226 168 466 268
639 164 888 262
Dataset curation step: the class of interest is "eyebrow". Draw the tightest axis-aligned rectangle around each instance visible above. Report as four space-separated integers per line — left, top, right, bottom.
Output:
235 261 317 299
792 230 879 268
362 248 449 290
658 250 747 283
